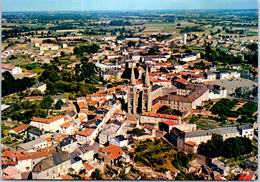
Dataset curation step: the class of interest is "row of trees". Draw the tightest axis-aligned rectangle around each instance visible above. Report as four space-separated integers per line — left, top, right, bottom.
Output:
73 44 99 57
198 134 252 158
205 44 243 65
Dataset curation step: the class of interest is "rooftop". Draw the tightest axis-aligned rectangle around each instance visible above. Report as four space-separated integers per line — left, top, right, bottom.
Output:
185 127 239 138
11 124 30 133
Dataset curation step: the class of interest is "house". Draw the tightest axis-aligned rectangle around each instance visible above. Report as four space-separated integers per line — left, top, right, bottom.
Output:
32 151 71 179
159 120 179 133
238 169 256 180
75 129 96 145
27 126 43 139
78 143 95 161
17 133 63 152
177 53 199 62
15 150 52 172
30 115 66 132
8 124 30 136
69 151 84 173
99 122 121 145
65 110 77 121
29 82 47 93
57 135 77 153
170 125 253 149
2 64 22 75
59 122 76 135
17 135 52 152
238 125 254 139
98 145 123 167
83 163 95 177
2 150 26 167
109 135 128 147
184 141 198 153
2 166 22 179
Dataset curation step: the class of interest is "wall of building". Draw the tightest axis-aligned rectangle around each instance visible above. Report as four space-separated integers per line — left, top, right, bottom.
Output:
32 160 71 179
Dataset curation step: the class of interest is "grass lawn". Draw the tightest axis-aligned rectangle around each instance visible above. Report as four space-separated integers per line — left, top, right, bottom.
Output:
143 23 177 33
6 58 30 66
134 139 178 171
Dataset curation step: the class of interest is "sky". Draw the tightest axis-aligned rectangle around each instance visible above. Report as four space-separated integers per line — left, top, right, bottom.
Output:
2 0 258 12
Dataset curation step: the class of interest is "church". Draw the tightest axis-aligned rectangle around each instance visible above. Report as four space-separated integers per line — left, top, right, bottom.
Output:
127 65 210 115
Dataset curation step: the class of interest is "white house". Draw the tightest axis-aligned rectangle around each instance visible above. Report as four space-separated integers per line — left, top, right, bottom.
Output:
59 122 76 135
2 64 22 75
30 115 66 133
75 129 97 145
29 82 47 93
109 135 128 147
32 151 71 179
238 125 254 140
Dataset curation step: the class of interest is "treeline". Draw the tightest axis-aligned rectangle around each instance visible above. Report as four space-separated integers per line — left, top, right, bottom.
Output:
198 134 252 158
180 26 204 33
2 72 36 96
109 20 132 26
73 44 99 57
205 44 243 65
151 34 171 42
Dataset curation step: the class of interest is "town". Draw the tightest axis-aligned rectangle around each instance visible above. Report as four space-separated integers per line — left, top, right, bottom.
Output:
1 9 258 180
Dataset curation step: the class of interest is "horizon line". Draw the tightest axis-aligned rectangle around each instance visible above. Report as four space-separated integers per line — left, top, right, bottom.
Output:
2 8 258 13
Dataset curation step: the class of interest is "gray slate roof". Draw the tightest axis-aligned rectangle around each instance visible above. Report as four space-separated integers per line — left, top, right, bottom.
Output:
32 151 70 172
185 127 239 138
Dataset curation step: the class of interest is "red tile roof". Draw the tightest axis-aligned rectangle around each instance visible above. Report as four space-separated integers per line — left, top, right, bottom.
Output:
31 115 64 124
163 120 178 126
152 103 163 110
151 79 171 83
80 174 90 180
78 115 87 121
76 129 95 137
238 175 252 180
3 167 20 176
60 175 73 180
17 150 51 161
83 163 94 171
142 112 179 120
101 145 123 160
185 141 197 147
2 176 14 180
60 122 72 128
11 124 30 133
176 78 189 85
2 64 16 70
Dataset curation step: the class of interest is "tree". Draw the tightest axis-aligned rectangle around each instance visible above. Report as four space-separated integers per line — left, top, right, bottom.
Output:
40 95 54 109
159 67 169 73
127 41 135 47
60 51 66 57
157 105 182 116
91 169 102 180
55 99 64 110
